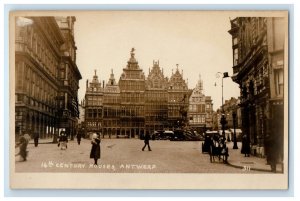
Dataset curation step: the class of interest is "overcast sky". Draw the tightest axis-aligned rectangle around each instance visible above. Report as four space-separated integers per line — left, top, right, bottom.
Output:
74 11 240 110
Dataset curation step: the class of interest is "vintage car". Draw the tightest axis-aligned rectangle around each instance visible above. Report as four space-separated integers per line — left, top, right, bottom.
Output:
170 129 185 141
156 130 174 140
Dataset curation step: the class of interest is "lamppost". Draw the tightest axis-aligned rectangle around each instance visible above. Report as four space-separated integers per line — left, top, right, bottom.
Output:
216 72 229 137
232 110 238 149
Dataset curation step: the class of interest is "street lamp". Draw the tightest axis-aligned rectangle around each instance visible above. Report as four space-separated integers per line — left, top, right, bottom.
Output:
216 72 229 137
232 110 238 149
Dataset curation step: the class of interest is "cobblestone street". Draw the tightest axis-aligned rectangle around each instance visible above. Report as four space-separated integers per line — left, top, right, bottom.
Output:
15 139 263 174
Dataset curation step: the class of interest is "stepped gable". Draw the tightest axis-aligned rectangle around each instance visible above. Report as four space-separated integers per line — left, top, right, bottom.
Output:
146 60 168 90
120 48 145 80
168 64 188 91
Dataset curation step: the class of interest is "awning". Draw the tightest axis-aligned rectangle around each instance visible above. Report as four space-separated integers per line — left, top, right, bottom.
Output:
229 128 242 133
218 130 231 134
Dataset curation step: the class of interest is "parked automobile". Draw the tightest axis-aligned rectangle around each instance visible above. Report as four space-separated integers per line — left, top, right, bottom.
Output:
184 130 204 141
170 129 185 141
156 130 174 140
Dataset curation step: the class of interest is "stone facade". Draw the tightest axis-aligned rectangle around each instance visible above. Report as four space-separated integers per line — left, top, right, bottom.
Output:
188 75 213 133
84 49 193 137
15 16 81 140
228 17 285 158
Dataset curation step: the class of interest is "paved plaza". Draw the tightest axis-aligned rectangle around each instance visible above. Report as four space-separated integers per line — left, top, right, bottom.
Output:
14 138 266 174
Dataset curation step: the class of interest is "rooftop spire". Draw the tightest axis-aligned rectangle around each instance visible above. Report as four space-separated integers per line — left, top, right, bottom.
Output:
131 47 135 58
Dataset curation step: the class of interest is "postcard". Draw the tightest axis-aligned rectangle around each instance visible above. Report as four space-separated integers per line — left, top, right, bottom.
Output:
10 10 288 189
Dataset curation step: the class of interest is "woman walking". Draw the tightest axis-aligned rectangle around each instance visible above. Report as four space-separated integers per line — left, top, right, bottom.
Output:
90 133 101 165
16 132 30 161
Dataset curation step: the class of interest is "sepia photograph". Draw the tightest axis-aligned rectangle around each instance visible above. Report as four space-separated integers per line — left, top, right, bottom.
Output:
9 10 288 189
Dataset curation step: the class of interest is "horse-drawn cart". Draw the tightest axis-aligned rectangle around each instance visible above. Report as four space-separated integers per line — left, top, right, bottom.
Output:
202 131 229 163
209 133 229 163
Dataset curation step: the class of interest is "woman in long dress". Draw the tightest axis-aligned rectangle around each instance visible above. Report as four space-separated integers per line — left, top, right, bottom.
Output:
90 133 101 165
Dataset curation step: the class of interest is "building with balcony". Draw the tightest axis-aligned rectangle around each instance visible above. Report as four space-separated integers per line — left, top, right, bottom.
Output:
228 17 285 158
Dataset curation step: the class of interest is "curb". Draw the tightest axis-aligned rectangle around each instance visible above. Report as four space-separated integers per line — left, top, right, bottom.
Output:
226 161 272 173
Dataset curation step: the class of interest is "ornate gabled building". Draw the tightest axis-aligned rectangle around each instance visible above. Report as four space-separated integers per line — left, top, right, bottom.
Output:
167 65 191 130
103 70 121 137
84 49 200 138
188 75 213 133
228 17 285 159
85 70 104 132
118 48 146 138
15 16 81 140
145 60 169 133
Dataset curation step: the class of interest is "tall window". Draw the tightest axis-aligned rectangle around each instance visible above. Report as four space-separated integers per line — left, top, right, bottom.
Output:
233 48 239 65
274 69 284 96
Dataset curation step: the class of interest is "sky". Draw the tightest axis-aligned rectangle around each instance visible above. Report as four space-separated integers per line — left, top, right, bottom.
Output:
74 11 240 110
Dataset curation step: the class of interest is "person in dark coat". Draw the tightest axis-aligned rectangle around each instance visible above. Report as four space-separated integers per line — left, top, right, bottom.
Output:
58 131 68 150
76 131 82 145
33 132 39 147
16 132 30 161
90 133 101 165
241 134 250 157
265 134 279 173
142 132 152 151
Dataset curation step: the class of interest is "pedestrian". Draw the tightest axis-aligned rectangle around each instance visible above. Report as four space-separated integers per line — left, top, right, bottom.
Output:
142 131 152 151
241 134 250 157
16 131 30 161
90 133 101 165
58 131 68 150
76 131 82 145
265 134 279 173
33 131 39 147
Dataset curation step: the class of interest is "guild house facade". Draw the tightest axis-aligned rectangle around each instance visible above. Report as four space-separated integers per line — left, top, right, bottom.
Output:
84 49 215 138
15 16 82 140
228 17 285 159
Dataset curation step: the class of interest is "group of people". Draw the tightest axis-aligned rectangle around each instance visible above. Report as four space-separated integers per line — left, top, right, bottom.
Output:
16 130 151 165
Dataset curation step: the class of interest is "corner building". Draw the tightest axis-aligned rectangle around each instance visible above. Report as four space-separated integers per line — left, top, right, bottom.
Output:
228 17 285 159
15 16 81 140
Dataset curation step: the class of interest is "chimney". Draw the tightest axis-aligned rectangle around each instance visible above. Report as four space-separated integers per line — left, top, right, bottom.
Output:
86 79 88 89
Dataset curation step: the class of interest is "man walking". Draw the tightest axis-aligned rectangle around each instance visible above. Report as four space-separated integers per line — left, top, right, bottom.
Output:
33 131 39 147
142 132 152 151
